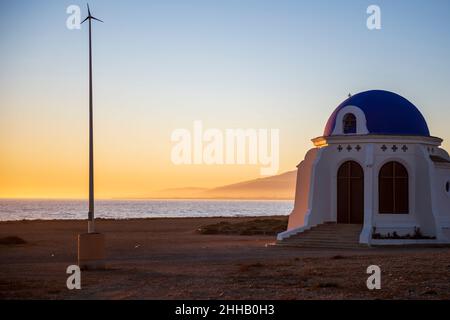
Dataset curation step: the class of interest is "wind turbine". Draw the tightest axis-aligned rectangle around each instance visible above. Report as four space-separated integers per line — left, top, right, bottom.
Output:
82 4 103 233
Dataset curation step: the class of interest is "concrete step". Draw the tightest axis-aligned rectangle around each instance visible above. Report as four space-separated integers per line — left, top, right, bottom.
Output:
278 240 365 247
306 226 361 231
301 229 361 234
287 236 359 241
292 230 361 238
277 243 366 249
292 231 360 236
288 239 360 243
277 223 364 249
285 238 359 244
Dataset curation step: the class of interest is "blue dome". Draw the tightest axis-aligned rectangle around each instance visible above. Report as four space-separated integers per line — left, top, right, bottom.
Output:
324 90 430 136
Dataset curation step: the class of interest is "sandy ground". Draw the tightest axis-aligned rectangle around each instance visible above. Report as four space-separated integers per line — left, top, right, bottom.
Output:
0 217 449 300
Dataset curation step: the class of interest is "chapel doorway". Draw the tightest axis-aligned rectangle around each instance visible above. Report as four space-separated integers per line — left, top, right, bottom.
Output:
337 161 364 224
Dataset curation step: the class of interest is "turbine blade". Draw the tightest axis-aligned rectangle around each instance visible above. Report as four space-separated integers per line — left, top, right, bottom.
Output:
87 3 91 16
91 16 104 23
81 16 89 24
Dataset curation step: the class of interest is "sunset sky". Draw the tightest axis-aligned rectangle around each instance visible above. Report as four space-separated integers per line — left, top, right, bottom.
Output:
1 0 450 199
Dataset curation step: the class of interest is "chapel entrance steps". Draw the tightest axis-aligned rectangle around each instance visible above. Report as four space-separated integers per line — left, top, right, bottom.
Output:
276 223 366 249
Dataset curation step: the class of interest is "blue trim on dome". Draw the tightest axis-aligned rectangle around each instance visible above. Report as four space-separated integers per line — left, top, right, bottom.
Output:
324 90 430 137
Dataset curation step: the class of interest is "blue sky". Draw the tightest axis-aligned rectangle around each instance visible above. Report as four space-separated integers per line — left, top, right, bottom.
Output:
1 0 450 196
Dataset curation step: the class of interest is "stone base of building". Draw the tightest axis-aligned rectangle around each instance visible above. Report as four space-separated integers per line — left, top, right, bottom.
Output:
78 233 106 270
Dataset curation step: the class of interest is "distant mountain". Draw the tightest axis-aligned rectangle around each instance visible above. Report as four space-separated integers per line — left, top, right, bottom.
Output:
148 171 297 200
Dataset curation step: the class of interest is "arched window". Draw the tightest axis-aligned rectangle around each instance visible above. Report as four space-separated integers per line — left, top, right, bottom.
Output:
379 161 409 214
343 113 356 134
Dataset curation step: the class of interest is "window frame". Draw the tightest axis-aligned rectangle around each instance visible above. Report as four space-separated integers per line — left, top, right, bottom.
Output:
378 161 409 214
343 113 357 134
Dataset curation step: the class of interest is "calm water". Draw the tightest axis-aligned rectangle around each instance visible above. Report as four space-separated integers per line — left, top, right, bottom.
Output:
0 199 293 221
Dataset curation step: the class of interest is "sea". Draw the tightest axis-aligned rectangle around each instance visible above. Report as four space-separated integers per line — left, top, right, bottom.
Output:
0 199 293 221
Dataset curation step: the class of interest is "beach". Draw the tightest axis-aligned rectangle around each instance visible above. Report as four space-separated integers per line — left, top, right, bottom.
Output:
1 217 449 300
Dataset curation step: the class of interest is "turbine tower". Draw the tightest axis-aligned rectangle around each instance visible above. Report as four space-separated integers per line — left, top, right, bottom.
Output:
82 4 103 233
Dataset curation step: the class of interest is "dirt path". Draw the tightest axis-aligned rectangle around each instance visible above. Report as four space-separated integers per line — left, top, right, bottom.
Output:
1 217 449 299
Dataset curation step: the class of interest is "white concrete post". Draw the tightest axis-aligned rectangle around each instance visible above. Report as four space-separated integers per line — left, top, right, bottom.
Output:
361 143 374 244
